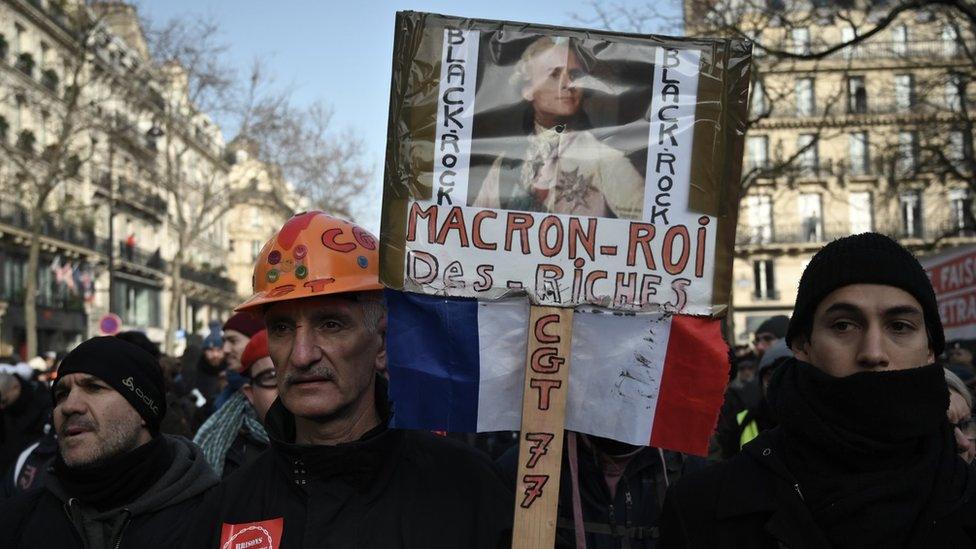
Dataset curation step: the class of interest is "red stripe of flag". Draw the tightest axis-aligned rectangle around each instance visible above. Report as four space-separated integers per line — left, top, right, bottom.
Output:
649 315 729 456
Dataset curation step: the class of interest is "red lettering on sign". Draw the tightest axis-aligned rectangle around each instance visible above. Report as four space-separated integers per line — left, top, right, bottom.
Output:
531 347 564 374
406 202 437 244
663 225 690 275
627 223 657 269
472 210 497 250
534 314 560 343
434 207 469 247
530 378 562 410
524 432 555 469
520 474 550 508
505 213 534 254
568 217 596 260
538 216 564 258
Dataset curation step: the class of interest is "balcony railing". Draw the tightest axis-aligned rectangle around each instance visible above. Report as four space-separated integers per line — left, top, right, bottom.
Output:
738 219 976 247
0 201 105 253
760 39 972 61
116 243 236 293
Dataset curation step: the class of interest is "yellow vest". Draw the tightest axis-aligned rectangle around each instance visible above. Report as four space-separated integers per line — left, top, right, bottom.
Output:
736 409 760 450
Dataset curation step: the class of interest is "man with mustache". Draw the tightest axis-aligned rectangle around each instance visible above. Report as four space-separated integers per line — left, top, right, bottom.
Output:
183 212 512 548
0 337 217 548
660 233 976 547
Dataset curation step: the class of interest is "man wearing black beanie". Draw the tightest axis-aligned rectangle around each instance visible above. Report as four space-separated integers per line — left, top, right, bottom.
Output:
660 233 976 547
0 337 218 549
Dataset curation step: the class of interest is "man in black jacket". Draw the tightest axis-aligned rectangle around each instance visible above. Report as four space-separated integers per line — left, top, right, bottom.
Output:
0 337 217 548
182 211 512 549
0 371 50 474
660 233 976 548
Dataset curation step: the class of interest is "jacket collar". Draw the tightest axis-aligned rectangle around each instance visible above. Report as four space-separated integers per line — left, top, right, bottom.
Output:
715 429 833 549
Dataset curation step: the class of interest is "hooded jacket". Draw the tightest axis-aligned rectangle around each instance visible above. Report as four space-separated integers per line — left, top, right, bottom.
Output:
0 435 218 549
0 375 51 474
181 380 513 549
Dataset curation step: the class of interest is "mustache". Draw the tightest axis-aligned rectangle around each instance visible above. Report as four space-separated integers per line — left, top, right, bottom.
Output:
283 364 337 386
58 416 96 436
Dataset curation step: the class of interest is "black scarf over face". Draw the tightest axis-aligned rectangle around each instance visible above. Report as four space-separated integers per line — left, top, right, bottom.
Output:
53 435 172 513
767 359 971 547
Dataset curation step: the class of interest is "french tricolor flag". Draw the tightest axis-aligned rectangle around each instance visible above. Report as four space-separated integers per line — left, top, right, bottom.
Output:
385 290 729 456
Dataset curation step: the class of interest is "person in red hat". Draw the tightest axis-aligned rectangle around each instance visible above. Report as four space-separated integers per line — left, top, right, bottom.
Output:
183 212 511 548
193 331 273 478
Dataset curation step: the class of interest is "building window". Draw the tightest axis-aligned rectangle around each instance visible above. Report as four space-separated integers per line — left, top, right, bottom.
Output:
900 190 923 238
796 78 815 116
848 191 873 234
841 26 856 58
849 131 869 175
746 135 769 172
942 24 958 56
798 193 823 242
250 239 262 260
892 24 909 56
949 130 966 166
792 27 811 55
1 255 25 303
897 131 917 176
753 259 777 300
946 73 963 111
114 279 161 328
894 74 914 111
750 78 768 117
950 189 974 235
14 24 24 54
745 194 772 244
797 134 819 176
848 76 867 114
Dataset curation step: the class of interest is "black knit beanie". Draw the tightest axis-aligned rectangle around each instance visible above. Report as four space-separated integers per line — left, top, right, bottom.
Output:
54 337 167 433
786 233 944 356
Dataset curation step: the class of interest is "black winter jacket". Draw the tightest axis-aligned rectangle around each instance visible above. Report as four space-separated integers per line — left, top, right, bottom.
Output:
181 397 513 549
0 376 51 473
0 435 218 549
658 430 976 548
498 435 680 548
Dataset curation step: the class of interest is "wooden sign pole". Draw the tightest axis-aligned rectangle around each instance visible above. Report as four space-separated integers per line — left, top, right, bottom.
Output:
511 305 575 548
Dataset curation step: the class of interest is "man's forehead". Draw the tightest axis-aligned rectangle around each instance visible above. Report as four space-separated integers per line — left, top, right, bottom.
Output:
530 44 580 71
264 295 359 319
58 372 103 388
817 284 924 315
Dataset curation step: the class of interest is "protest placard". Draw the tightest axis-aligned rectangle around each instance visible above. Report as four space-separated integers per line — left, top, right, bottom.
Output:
379 11 751 546
923 244 976 341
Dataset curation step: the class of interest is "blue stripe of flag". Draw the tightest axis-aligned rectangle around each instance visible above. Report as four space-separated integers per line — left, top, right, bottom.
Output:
385 290 480 432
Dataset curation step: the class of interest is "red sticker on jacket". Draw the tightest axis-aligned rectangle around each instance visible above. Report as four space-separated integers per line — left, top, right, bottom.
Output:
220 518 283 549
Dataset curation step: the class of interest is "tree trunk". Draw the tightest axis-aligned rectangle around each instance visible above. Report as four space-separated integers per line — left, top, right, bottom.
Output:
165 257 183 355
24 212 43 359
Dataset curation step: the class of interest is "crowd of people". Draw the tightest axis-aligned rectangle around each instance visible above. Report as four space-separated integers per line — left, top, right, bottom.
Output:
1 214 975 547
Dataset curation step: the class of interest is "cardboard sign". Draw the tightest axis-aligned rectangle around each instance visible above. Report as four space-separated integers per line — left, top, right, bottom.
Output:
381 11 751 316
923 244 976 341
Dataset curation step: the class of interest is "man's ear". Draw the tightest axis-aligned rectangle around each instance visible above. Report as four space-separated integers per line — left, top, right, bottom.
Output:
521 83 534 103
792 336 810 362
375 316 388 374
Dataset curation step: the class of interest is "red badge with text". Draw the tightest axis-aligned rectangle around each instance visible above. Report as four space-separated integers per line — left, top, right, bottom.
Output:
220 518 283 549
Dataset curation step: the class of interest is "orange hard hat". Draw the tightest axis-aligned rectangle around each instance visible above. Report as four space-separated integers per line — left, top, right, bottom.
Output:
235 211 383 313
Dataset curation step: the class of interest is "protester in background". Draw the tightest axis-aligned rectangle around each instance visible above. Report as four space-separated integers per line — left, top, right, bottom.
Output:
661 233 976 546
181 324 228 430
183 212 511 548
2 419 55 498
211 312 264 412
715 317 789 459
193 330 271 478
0 371 51 474
732 340 792 453
0 337 217 548
946 368 975 464
158 356 194 438
499 432 682 547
